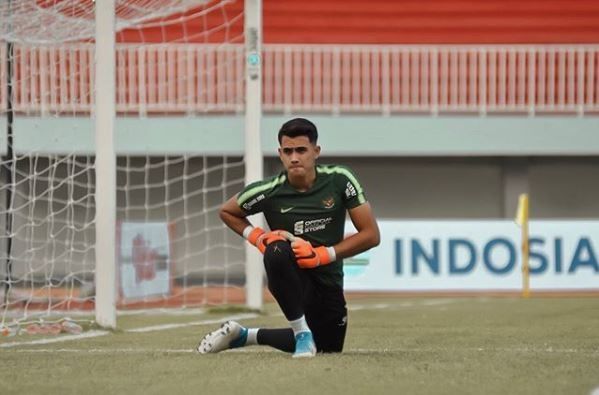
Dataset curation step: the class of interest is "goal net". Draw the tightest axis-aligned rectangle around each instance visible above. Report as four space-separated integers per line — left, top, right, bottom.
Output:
0 0 251 333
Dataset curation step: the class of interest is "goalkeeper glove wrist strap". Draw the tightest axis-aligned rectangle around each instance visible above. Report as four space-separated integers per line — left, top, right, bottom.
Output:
243 226 265 246
242 225 255 240
324 246 336 263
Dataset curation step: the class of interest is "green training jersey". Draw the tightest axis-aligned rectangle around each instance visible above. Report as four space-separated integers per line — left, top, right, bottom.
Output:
237 164 367 287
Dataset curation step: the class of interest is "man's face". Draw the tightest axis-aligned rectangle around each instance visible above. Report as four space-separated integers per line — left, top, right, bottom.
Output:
278 135 321 177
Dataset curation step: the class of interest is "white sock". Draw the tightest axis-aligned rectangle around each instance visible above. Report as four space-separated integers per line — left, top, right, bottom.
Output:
289 315 310 336
246 328 259 345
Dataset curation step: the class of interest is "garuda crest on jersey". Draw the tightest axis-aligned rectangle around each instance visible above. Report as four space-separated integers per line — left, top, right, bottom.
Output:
322 196 335 209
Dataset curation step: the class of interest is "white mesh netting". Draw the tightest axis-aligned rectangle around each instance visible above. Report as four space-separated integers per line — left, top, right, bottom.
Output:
0 0 249 332
0 0 214 43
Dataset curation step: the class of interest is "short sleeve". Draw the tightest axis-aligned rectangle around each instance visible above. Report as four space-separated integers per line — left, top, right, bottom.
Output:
236 174 286 215
336 166 367 209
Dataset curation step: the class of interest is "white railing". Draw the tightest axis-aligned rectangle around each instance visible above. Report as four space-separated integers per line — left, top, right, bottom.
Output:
1 44 598 116
0 43 245 115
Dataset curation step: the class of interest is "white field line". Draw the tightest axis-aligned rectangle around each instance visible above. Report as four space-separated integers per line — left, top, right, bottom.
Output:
118 308 207 316
0 313 259 348
234 347 599 355
348 303 390 311
4 346 599 355
0 300 453 349
0 330 110 348
348 298 459 311
125 313 259 333
418 299 461 306
231 346 599 355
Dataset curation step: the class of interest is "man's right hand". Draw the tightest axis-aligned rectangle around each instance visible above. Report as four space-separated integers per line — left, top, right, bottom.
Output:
247 227 292 254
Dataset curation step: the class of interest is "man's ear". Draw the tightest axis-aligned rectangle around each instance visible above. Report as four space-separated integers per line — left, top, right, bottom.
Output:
315 145 321 157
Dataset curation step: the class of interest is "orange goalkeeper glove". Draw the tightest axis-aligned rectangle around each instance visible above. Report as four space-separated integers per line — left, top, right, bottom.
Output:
290 238 336 269
244 227 289 254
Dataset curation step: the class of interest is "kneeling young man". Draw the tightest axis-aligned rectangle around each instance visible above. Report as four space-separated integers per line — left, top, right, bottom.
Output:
198 118 380 358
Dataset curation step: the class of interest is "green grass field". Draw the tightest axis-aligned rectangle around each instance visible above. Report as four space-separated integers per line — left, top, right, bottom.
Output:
1 297 598 395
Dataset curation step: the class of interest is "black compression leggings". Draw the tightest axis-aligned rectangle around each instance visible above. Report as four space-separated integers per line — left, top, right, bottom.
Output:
259 240 347 354
263 240 304 321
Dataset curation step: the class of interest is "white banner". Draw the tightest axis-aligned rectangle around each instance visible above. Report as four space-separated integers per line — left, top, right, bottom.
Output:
119 222 171 300
343 220 599 292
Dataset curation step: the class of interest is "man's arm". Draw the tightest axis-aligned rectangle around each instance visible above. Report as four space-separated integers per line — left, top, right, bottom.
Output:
332 202 380 260
219 195 252 236
220 195 289 253
291 202 380 268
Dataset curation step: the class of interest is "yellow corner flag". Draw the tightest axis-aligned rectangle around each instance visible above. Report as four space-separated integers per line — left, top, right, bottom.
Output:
515 193 530 298
515 193 529 227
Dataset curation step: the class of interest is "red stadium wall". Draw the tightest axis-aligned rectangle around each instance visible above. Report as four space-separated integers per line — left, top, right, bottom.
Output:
263 0 599 44
120 0 599 44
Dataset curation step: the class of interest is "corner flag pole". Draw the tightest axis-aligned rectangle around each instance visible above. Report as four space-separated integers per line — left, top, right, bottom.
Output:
515 194 530 298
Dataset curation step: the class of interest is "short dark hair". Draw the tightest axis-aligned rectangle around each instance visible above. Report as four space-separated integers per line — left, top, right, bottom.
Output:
278 118 318 144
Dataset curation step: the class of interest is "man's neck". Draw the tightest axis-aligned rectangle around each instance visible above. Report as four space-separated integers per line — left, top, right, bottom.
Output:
287 169 317 192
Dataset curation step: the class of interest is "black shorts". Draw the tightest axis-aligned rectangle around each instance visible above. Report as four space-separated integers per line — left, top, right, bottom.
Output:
296 267 348 353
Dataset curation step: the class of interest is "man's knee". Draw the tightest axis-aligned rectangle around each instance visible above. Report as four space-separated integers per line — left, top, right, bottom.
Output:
313 320 347 353
263 240 295 273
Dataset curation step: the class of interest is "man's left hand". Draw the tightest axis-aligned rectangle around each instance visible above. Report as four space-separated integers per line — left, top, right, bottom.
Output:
290 238 335 268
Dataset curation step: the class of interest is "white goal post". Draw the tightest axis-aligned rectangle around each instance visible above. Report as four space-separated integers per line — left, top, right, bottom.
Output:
95 0 118 329
0 0 264 331
243 0 263 310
